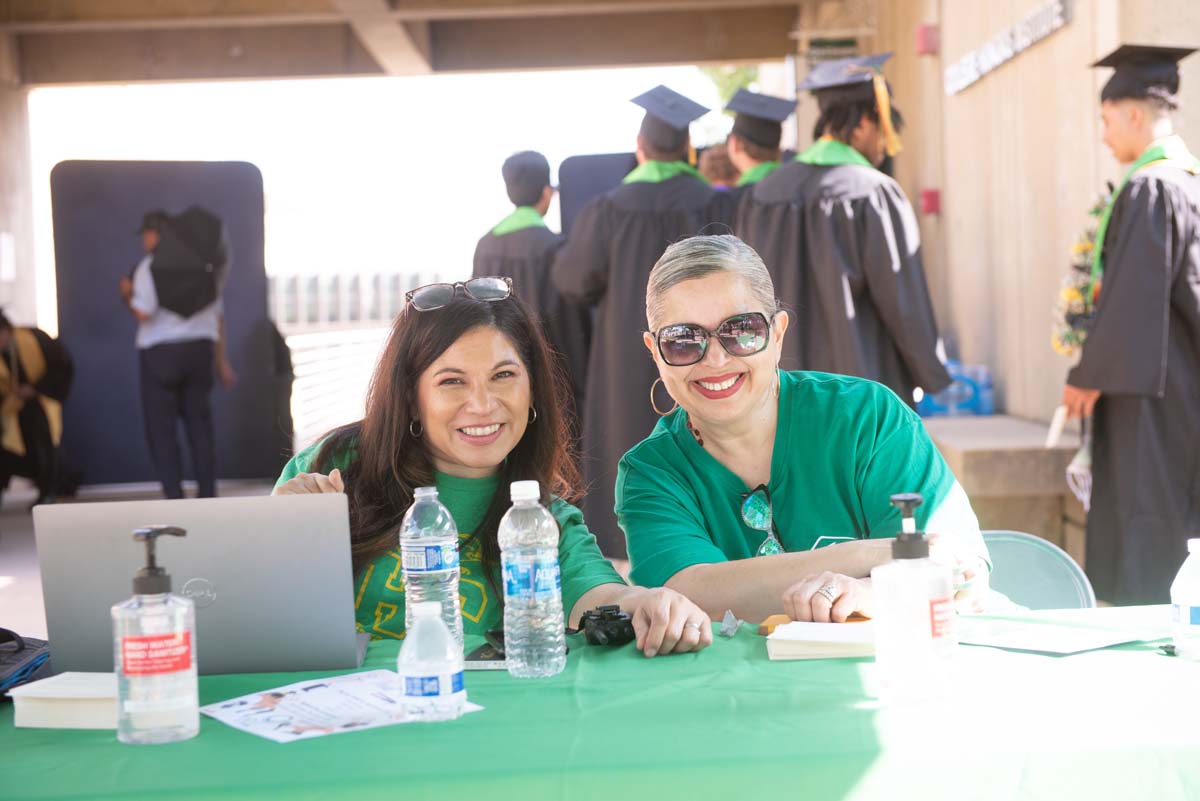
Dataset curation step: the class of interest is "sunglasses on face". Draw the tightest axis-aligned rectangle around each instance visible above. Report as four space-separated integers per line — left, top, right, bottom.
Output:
653 312 772 367
741 484 784 557
405 276 513 311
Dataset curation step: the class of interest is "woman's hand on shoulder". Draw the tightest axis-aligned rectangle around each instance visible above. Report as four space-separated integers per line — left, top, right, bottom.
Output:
272 468 345 496
628 586 713 658
781 571 873 623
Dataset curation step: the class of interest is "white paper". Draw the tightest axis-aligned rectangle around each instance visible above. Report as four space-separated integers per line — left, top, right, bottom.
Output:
768 620 875 644
201 670 482 743
957 609 1170 655
8 672 117 699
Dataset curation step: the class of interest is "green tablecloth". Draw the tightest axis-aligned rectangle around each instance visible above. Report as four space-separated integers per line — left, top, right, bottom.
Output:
4 609 1200 801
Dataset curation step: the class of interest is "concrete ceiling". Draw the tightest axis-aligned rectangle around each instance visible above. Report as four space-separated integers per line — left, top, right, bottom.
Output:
0 0 803 84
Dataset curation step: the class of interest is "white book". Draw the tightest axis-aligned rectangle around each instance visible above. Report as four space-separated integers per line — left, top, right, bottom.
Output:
766 621 875 660
9 672 118 730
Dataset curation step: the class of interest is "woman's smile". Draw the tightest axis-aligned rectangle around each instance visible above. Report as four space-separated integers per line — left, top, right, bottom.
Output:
455 422 506 446
691 372 747 400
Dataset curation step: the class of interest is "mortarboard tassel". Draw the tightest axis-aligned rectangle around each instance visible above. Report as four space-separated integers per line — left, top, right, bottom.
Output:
873 73 902 157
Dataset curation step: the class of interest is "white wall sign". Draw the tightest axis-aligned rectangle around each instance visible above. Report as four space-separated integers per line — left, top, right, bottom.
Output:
944 0 1072 96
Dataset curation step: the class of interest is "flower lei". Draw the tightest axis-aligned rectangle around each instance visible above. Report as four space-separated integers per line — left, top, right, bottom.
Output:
1051 190 1110 358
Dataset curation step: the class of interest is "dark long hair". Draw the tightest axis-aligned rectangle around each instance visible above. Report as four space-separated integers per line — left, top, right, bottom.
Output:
811 92 906 144
312 294 580 585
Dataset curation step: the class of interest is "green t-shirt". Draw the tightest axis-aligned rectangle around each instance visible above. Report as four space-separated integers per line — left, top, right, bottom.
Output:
276 441 624 640
616 371 970 588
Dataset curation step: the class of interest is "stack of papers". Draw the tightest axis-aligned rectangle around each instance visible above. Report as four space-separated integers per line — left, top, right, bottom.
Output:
957 607 1171 655
766 620 875 661
9 672 117 730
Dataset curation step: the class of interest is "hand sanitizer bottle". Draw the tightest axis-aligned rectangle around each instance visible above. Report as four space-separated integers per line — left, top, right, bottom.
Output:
870 493 957 703
111 525 200 744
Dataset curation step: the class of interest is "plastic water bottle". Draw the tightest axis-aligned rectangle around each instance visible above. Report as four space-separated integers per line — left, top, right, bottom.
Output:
498 480 566 678
870 493 957 703
1170 539 1200 660
395 602 466 722
399 487 463 646
964 364 995 414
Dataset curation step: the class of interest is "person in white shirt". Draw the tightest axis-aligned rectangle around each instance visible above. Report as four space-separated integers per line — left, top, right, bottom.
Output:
118 210 236 499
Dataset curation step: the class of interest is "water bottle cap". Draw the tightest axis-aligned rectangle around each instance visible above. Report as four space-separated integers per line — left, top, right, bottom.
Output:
510 480 540 502
412 601 441 618
1189 539 1200 554
414 486 438 499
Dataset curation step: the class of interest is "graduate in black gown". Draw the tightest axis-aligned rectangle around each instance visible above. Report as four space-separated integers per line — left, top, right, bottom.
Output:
734 53 950 404
473 151 590 412
724 88 795 196
1063 45 1200 605
553 86 731 556
0 309 74 507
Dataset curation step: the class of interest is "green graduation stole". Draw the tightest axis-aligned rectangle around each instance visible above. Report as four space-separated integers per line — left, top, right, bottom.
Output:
623 160 708 185
491 206 547 236
795 136 874 169
736 161 781 187
1090 135 1200 298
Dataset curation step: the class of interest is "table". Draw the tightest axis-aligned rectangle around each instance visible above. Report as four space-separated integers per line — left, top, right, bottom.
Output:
5 608 1200 801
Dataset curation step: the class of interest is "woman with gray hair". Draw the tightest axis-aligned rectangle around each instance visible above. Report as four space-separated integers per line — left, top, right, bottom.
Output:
615 234 991 623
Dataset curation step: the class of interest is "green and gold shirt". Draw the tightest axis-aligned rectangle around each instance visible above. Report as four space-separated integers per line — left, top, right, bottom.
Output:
277 441 623 640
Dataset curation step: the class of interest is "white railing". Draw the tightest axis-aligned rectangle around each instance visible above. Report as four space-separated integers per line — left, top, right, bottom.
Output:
285 326 390 452
269 270 444 333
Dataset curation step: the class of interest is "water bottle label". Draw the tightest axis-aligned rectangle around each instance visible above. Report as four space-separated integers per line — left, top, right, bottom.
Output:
929 596 955 639
503 557 561 602
1172 604 1200 625
401 542 460 573
121 632 193 676
403 671 464 697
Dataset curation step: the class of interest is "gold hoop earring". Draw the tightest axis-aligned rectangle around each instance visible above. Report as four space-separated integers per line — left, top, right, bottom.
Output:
775 367 781 399
650 377 677 417
528 406 538 424
409 419 423 438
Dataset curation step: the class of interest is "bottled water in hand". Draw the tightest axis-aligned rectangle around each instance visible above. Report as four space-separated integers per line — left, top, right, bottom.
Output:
498 481 566 678
396 602 466 722
399 487 463 646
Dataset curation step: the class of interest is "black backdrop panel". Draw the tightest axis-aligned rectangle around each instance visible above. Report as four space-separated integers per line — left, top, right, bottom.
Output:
558 152 637 236
51 160 290 486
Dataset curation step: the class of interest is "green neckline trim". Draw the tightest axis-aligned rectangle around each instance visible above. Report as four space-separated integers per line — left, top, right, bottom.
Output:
491 206 547 236
1091 135 1200 290
795 137 874 169
434 469 501 496
623 160 708 185
736 161 781 186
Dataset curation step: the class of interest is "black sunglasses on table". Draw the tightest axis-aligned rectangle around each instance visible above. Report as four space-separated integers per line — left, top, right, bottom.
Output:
405 276 513 311
652 311 772 367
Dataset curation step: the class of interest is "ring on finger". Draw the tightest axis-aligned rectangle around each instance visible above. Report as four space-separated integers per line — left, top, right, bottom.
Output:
816 583 838 603
684 622 703 632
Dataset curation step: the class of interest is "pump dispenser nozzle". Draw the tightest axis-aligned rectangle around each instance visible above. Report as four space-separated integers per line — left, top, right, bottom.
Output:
889 493 928 559
132 525 186 595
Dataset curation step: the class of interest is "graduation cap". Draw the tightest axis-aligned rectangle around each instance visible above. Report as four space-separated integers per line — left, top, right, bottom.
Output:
726 89 795 150
798 52 901 157
632 85 709 155
501 150 552 206
1093 44 1197 108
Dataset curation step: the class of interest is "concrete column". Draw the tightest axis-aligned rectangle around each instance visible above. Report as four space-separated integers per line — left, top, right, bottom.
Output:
0 34 35 324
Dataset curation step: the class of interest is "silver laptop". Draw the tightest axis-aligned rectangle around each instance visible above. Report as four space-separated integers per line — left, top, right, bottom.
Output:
33 494 366 675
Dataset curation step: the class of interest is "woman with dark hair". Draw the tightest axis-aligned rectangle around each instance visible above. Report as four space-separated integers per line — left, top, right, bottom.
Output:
274 278 711 657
